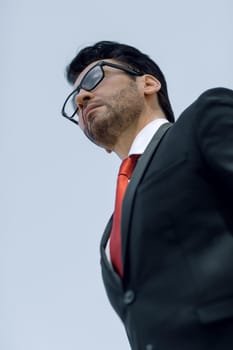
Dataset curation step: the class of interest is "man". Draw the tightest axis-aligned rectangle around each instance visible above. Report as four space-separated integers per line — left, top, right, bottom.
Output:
62 41 233 350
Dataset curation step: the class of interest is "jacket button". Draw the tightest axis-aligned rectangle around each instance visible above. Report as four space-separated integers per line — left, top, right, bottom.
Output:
123 290 135 304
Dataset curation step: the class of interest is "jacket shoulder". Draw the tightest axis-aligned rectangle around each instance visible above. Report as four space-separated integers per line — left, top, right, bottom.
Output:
196 87 233 105
176 87 233 124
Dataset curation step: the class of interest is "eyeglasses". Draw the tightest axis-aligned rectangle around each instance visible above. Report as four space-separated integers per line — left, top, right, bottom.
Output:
61 61 143 125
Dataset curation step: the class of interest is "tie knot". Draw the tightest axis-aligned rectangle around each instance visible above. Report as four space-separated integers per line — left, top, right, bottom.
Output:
119 154 140 179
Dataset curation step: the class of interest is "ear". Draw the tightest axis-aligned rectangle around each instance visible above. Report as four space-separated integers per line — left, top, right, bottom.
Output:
143 75 161 96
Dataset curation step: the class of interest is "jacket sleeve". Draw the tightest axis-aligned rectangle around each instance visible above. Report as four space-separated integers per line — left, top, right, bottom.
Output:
195 87 233 192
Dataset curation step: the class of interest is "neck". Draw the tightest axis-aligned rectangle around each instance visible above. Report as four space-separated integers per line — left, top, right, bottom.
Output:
114 112 167 159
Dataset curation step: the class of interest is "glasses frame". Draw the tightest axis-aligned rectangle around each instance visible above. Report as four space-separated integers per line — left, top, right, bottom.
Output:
61 60 143 125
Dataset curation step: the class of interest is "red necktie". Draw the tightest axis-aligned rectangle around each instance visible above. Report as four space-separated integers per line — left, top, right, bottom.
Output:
110 154 140 277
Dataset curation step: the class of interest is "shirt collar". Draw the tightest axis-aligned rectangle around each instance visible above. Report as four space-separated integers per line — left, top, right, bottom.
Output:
128 118 168 156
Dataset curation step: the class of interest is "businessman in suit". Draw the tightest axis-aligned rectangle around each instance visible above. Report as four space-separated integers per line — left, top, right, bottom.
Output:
62 41 233 349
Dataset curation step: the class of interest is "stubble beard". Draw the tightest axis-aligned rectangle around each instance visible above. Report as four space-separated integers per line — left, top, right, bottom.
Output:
86 81 144 149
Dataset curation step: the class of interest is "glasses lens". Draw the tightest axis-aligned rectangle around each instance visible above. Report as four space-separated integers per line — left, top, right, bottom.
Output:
63 89 79 120
81 65 103 91
62 64 104 121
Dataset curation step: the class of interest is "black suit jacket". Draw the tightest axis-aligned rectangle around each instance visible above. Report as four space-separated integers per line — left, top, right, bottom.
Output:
100 88 233 350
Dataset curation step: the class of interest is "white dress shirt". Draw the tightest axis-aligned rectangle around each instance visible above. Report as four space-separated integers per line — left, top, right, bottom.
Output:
128 118 169 156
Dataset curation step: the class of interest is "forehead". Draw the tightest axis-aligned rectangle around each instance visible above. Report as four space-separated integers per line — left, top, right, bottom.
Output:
74 58 120 88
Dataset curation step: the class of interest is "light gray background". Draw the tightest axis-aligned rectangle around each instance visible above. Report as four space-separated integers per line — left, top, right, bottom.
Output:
1 0 232 349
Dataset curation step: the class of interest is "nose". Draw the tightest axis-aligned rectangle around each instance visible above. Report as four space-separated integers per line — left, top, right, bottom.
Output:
75 89 94 111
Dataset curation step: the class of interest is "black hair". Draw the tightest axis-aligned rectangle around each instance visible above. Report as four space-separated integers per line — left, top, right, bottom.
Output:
66 41 174 122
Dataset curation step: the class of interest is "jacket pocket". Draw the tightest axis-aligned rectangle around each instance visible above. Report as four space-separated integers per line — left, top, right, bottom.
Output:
197 296 233 323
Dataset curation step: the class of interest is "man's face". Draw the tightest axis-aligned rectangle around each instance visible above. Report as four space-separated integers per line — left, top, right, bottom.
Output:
74 59 145 151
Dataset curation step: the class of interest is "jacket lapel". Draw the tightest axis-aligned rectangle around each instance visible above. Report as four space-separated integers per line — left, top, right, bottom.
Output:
121 122 172 268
